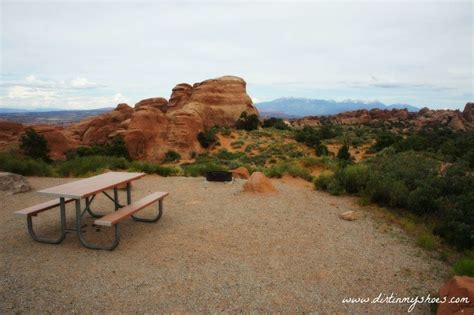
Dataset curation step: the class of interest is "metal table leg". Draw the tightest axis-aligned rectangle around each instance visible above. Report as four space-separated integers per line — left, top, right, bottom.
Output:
27 197 67 244
75 198 120 251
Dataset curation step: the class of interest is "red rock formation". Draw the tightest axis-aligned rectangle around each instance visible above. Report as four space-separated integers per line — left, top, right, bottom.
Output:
20 75 258 160
0 120 24 152
291 105 473 131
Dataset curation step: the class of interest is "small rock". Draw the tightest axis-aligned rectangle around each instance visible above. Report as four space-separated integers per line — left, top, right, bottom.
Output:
437 276 474 315
338 211 361 221
0 172 31 194
243 172 277 193
232 167 250 179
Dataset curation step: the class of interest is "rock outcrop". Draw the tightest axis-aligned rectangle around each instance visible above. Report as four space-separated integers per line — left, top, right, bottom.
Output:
34 75 257 160
232 167 250 179
243 172 277 193
0 172 31 194
291 102 474 131
437 276 474 315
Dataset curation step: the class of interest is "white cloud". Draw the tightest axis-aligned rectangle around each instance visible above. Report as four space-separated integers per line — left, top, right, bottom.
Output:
70 77 98 88
1 2 472 109
8 86 57 100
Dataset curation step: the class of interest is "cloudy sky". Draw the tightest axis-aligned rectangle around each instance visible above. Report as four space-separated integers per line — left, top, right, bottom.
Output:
1 0 472 110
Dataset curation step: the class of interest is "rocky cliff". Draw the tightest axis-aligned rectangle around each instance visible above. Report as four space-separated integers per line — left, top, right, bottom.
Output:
291 102 474 131
0 76 258 161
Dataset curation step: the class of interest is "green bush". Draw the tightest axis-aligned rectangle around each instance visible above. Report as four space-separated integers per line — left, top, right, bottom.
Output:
65 136 130 160
20 128 50 162
314 173 333 190
56 155 129 177
264 165 285 178
337 144 353 161
128 161 179 176
416 233 437 251
215 149 245 160
163 150 181 163
0 153 53 176
452 258 474 277
180 162 226 177
339 164 369 194
197 128 218 148
316 144 329 156
289 167 313 182
262 117 289 130
312 150 473 249
294 126 321 148
371 131 403 152
236 112 259 131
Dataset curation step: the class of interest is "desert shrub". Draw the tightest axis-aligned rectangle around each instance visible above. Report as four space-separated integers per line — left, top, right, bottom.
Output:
316 144 329 156
327 180 344 195
416 233 437 251
314 173 333 190
180 162 226 177
452 258 474 277
163 150 181 163
337 144 353 161
264 165 285 178
197 127 218 148
107 136 130 159
318 124 337 140
219 126 232 136
0 153 53 176
339 164 369 194
236 112 259 131
313 150 473 249
128 161 178 177
20 128 50 162
371 131 403 152
56 156 129 177
300 157 320 167
286 164 313 182
66 136 130 160
215 149 245 160
294 126 321 148
262 117 289 130
230 140 245 148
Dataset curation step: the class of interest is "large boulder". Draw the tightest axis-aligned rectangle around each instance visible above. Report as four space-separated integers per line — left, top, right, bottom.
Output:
167 83 193 109
134 98 168 111
243 172 277 193
437 276 474 315
463 102 473 122
0 172 31 194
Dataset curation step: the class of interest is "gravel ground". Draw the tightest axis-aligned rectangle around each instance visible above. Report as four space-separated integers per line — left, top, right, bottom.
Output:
0 175 449 314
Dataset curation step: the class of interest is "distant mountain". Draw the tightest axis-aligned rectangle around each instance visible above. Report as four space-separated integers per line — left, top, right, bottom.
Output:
0 108 30 113
256 98 419 118
0 108 113 125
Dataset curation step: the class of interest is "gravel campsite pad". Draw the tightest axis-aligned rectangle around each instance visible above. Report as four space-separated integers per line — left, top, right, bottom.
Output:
0 176 449 313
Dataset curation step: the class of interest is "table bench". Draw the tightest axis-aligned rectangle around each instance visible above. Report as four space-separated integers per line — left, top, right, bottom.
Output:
15 172 169 250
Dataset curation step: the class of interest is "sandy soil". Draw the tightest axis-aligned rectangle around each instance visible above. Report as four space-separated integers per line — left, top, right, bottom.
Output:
0 175 449 313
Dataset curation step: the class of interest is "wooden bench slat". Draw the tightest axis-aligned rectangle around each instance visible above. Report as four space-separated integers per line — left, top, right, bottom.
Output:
15 198 73 216
94 192 168 227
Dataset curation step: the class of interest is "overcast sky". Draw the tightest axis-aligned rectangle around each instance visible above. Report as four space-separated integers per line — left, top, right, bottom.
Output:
1 0 472 110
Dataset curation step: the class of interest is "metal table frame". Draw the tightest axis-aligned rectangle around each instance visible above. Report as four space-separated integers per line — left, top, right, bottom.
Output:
27 175 162 250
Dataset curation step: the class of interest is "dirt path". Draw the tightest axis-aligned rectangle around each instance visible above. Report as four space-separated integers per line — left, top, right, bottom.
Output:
0 176 449 313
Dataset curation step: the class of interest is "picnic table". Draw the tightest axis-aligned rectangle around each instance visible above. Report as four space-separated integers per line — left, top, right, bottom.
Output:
15 172 168 250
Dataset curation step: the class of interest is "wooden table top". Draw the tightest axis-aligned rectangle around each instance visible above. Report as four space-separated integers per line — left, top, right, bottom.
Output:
37 172 146 199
